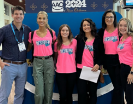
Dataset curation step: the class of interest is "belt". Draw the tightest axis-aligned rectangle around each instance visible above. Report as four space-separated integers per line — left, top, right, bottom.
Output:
34 55 52 60
3 59 26 65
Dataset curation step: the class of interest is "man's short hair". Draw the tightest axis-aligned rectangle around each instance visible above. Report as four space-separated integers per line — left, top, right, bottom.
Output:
11 5 24 15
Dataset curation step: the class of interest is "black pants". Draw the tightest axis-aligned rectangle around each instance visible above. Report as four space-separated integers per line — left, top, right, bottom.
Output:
106 64 124 104
56 72 76 104
76 68 98 104
120 64 133 104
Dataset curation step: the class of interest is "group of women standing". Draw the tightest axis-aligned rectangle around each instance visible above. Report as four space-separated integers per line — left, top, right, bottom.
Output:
27 9 133 104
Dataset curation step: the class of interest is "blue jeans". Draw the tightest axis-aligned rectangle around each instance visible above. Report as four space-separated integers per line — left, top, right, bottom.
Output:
0 62 28 104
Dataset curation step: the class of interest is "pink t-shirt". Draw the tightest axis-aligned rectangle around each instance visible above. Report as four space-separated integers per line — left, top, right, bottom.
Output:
28 29 56 56
103 28 119 54
54 39 77 73
77 39 94 69
117 36 133 67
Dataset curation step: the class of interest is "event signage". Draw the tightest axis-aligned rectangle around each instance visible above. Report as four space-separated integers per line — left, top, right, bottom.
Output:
25 0 113 13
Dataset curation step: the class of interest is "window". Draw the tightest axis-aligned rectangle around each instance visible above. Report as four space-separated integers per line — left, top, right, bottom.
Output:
4 4 9 16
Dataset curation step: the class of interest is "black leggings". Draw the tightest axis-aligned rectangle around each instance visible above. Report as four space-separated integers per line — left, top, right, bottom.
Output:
106 64 124 104
76 68 98 104
56 72 76 104
120 63 133 104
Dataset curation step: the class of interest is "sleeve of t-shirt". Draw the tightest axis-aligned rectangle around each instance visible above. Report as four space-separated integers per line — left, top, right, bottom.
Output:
28 32 32 43
130 40 133 55
131 39 133 63
52 31 56 41
131 36 133 46
73 39 77 51
54 42 58 52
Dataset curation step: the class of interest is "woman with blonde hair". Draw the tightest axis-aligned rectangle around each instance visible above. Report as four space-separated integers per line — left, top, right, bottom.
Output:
117 18 133 104
27 11 56 104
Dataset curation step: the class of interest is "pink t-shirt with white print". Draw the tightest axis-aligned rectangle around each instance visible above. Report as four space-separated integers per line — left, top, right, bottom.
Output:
117 36 133 67
54 39 77 73
77 38 94 69
28 29 56 56
103 28 119 54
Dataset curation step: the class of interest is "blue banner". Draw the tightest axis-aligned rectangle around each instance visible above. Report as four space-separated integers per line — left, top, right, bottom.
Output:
25 0 113 13
23 12 122 104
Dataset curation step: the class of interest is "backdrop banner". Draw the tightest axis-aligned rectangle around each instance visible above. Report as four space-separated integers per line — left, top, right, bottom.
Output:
22 11 122 104
23 0 122 104
25 0 113 13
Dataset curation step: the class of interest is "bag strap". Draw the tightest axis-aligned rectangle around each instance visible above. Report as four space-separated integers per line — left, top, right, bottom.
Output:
131 36 133 46
47 28 53 38
31 31 34 44
83 39 93 58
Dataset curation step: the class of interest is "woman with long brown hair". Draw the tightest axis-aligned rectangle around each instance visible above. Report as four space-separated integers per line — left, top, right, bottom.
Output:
76 18 102 104
54 24 77 104
98 9 124 104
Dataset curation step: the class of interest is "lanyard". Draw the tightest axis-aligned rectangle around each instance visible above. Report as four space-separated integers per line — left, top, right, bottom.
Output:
10 22 24 44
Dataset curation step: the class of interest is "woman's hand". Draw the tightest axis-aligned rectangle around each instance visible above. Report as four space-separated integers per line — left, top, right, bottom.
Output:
91 64 99 72
127 73 133 84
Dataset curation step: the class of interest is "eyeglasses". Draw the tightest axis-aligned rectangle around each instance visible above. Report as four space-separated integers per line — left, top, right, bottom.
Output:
105 16 114 19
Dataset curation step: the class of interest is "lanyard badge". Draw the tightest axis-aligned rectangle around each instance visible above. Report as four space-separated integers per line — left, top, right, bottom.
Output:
18 42 26 52
10 23 26 52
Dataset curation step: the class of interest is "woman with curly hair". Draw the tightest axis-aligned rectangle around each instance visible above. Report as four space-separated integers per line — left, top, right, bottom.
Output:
76 18 103 104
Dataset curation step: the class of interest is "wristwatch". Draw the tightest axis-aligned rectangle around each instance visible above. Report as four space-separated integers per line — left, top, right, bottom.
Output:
130 71 133 75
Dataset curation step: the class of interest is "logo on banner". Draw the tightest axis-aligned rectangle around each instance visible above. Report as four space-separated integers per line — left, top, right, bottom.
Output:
26 0 113 13
52 0 64 12
65 0 87 12
65 0 86 8
52 0 87 12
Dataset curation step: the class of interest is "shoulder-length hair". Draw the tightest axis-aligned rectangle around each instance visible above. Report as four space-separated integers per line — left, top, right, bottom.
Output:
57 24 73 50
102 9 117 29
79 18 97 39
118 18 133 36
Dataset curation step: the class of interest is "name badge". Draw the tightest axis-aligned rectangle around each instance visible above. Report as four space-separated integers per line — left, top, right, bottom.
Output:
18 42 26 52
